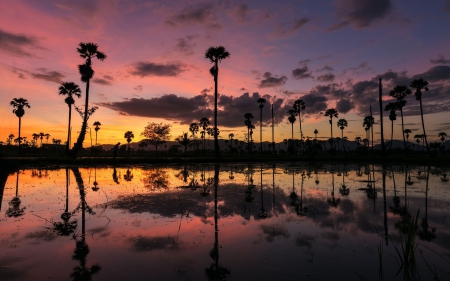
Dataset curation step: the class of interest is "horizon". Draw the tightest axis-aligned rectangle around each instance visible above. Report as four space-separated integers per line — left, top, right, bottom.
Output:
1 0 449 147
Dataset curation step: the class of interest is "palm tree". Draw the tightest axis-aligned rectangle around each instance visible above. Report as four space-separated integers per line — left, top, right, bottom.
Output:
59 82 81 154
384 102 398 153
257 96 266 155
70 43 106 158
199 117 210 153
205 46 230 157
228 133 234 152
44 133 50 144
337 119 348 155
244 113 254 155
389 85 411 154
324 108 338 152
32 133 39 147
363 115 375 154
438 132 447 149
10 98 30 155
7 134 15 145
314 129 318 140
39 132 44 147
93 121 101 145
124 131 134 154
410 78 430 156
293 99 306 139
176 133 191 156
404 129 412 149
355 136 362 146
287 109 296 140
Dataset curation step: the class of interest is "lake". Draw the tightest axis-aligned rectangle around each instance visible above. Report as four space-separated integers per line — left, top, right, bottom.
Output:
1 163 449 281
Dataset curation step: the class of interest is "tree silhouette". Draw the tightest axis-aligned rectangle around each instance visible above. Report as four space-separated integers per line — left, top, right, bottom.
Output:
293 99 306 140
363 115 375 154
257 96 266 155
410 78 430 156
337 118 348 155
389 85 411 155
93 121 101 145
287 109 296 141
199 117 210 154
176 132 191 156
124 131 134 154
10 98 30 155
314 129 318 140
59 82 81 154
324 108 338 152
404 129 411 150
384 102 398 153
438 132 447 150
205 46 230 157
228 133 234 153
141 122 171 155
70 42 106 158
244 113 254 155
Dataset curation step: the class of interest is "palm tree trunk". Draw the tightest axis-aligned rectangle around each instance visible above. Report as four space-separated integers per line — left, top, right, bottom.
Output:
379 78 385 157
299 111 302 140
214 60 219 157
66 104 72 155
70 79 90 158
419 98 430 156
65 168 69 213
272 104 275 155
18 117 22 155
330 118 333 152
399 108 408 157
390 120 394 154
260 107 263 155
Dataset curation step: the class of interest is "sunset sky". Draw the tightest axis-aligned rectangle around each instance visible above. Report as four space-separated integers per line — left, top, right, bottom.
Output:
1 0 449 146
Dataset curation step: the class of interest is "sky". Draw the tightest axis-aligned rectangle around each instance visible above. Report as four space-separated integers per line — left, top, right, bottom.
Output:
1 0 450 146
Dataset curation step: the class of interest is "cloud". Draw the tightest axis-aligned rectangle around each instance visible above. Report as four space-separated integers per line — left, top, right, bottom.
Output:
129 61 186 77
430 55 450 65
0 29 43 58
317 73 335 82
413 65 450 82
31 68 65 84
328 0 392 31
301 93 328 114
200 87 212 94
336 98 355 113
134 85 143 92
292 66 314 80
259 72 288 88
166 3 221 30
299 59 311 65
229 3 249 23
317 65 334 72
269 17 309 38
174 36 197 56
92 75 114 86
101 92 292 128
342 61 371 76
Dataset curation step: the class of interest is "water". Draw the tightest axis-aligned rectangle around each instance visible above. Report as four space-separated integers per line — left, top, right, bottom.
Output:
1 163 449 281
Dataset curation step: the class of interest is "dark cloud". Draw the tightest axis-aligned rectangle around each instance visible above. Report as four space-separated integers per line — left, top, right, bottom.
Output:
240 87 248 91
31 68 65 84
299 59 311 65
259 72 288 88
174 36 197 56
270 18 309 38
167 3 221 30
301 93 328 114
430 55 450 65
0 29 43 58
342 61 371 76
329 0 392 31
134 85 143 92
412 65 450 82
92 75 114 86
229 3 249 23
317 65 334 72
317 73 335 82
336 98 355 113
129 61 186 77
292 66 314 80
200 87 212 94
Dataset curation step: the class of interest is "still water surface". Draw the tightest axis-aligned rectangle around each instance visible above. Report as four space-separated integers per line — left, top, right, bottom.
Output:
1 163 449 281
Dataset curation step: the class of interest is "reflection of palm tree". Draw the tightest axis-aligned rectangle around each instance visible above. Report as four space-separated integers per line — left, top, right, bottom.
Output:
6 170 26 217
205 164 230 280
54 168 78 235
259 164 267 218
327 172 340 207
245 165 255 203
296 172 308 216
339 166 349 196
257 96 266 155
10 98 31 155
112 167 119 184
124 169 133 182
418 168 436 241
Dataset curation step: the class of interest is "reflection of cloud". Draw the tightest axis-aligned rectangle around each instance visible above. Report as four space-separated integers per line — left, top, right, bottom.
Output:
126 235 179 252
0 256 28 280
295 233 316 249
260 224 290 242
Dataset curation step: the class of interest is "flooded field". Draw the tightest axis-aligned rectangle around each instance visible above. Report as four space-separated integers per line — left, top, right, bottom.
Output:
1 163 449 281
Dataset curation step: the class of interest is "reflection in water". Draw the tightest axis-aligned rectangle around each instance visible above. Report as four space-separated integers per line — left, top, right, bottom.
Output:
1 164 449 281
6 170 25 217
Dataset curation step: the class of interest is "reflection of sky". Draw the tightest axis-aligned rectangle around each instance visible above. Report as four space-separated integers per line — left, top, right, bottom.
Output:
1 1 450 144
0 164 449 280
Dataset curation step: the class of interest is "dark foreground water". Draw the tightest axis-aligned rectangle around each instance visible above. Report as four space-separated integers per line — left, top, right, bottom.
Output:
1 163 449 281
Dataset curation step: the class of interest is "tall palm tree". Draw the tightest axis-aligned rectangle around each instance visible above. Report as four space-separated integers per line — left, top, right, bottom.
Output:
404 129 412 149
257 96 266 155
438 132 447 149
384 102 397 153
244 113 254 154
70 43 106 158
293 99 306 139
44 133 51 144
324 108 338 152
32 133 39 147
287 109 296 140
93 121 101 145
59 82 81 154
205 46 230 157
389 85 411 154
314 129 318 140
363 115 375 153
355 136 362 146
410 78 430 156
10 98 30 155
199 117 210 153
228 133 234 152
176 133 191 156
124 131 134 154
337 119 348 155
39 132 45 147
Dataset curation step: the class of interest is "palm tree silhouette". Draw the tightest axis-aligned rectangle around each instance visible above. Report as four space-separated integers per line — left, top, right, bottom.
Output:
199 117 210 153
39 132 45 147
93 121 101 145
337 119 348 155
404 129 411 149
176 132 191 156
257 96 266 155
384 102 398 153
70 43 106 158
389 85 411 155
10 98 30 154
410 78 430 156
124 131 134 154
293 99 306 140
324 108 338 152
7 134 15 145
438 132 447 150
287 109 296 141
228 133 234 153
314 129 318 140
53 168 78 235
59 82 81 154
205 46 230 157
363 115 375 155
244 113 254 155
